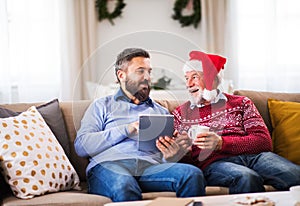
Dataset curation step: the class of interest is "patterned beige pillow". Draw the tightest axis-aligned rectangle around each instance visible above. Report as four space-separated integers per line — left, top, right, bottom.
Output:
0 106 80 199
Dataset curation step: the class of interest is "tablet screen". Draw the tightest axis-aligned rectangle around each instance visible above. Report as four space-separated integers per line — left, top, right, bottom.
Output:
138 114 174 152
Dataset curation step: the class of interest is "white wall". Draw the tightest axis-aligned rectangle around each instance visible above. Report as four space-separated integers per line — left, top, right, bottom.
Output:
88 0 205 87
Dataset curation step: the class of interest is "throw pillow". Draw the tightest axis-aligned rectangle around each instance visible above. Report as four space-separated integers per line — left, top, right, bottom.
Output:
0 100 71 197
0 106 80 199
36 99 70 157
0 108 18 197
0 99 70 157
268 98 300 165
0 108 24 197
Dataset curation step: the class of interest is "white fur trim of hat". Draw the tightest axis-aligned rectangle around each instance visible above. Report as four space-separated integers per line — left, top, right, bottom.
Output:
182 59 203 73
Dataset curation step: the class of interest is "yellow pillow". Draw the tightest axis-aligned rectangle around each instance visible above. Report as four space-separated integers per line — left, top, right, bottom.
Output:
268 99 300 165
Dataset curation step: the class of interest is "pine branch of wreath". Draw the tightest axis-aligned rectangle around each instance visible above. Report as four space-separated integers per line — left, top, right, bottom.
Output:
172 0 201 28
95 0 126 25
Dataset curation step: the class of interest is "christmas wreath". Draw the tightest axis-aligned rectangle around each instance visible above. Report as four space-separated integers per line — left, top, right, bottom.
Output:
95 0 126 25
172 0 201 28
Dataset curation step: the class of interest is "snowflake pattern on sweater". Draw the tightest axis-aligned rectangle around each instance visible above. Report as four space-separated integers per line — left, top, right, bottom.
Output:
172 93 272 169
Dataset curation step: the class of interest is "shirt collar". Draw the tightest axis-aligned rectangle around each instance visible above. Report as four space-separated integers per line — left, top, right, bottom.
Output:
114 88 154 107
190 91 228 109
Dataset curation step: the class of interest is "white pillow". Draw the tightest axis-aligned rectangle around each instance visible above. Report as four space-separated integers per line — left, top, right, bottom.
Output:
0 106 80 199
86 81 118 99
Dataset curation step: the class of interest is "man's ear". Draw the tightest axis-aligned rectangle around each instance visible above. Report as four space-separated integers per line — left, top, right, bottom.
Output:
117 70 126 82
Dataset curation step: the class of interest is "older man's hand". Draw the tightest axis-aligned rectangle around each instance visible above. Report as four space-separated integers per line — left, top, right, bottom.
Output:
193 131 223 150
156 130 192 162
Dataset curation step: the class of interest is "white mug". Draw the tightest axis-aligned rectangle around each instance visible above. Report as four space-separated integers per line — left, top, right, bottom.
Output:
188 125 210 140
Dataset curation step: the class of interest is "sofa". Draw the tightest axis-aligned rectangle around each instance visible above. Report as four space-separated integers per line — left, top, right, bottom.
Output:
1 89 299 206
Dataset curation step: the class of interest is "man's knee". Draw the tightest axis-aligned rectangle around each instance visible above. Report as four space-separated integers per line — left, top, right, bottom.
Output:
173 164 206 196
176 164 206 192
175 164 204 180
88 168 142 202
237 170 262 182
278 165 300 189
229 169 265 193
108 176 142 202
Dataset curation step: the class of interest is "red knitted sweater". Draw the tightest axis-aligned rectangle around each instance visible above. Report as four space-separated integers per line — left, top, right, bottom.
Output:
172 93 272 170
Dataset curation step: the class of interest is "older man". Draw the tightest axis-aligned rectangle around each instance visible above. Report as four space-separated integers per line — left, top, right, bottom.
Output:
173 50 300 194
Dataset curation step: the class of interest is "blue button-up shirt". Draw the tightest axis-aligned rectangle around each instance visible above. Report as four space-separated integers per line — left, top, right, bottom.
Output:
74 88 170 174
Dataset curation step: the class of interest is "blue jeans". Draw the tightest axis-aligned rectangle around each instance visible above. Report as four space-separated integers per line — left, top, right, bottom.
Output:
87 159 206 202
203 152 300 194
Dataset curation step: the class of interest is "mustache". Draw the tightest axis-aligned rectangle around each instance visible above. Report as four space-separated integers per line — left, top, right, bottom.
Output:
188 86 202 93
139 80 150 86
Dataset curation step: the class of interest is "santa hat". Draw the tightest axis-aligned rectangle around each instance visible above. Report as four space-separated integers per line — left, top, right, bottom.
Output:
183 51 227 90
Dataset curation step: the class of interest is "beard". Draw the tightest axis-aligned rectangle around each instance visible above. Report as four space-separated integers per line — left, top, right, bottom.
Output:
188 87 218 105
188 87 203 105
125 78 151 102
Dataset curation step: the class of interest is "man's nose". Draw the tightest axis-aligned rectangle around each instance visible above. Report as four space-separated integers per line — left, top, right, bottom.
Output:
144 72 151 81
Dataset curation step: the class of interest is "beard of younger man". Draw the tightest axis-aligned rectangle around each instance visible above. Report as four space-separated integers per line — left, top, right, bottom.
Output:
125 78 151 102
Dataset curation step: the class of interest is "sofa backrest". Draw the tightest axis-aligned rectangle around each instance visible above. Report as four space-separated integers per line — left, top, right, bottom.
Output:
2 90 299 185
233 90 300 133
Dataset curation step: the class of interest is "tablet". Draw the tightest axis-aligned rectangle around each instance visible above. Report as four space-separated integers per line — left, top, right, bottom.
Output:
138 114 174 152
